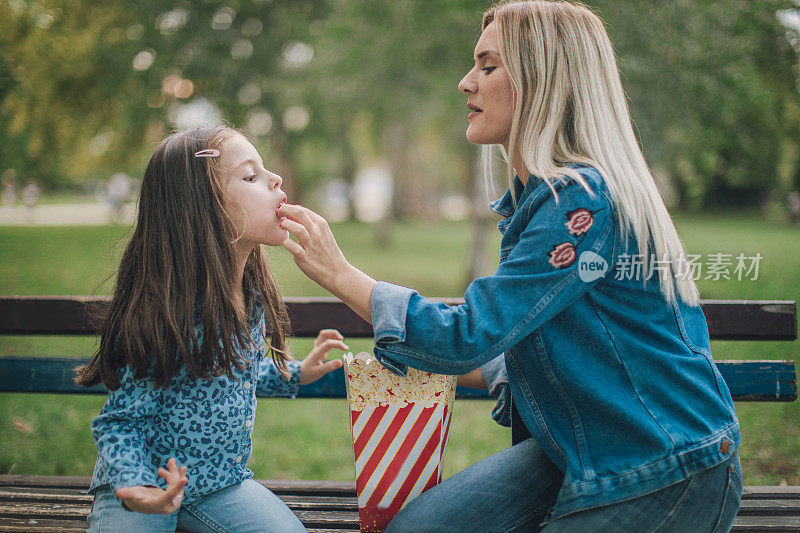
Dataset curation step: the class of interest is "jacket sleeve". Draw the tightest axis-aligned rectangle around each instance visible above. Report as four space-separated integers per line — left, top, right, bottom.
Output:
371 178 616 376
480 354 512 427
90 367 162 491
255 358 302 398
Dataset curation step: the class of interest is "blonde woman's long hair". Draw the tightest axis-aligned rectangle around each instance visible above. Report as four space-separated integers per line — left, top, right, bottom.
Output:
482 0 699 306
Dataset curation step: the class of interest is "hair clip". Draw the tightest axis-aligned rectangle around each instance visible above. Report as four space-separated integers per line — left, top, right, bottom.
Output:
194 148 220 158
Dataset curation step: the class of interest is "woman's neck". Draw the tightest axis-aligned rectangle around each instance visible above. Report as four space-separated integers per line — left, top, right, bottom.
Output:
504 143 529 185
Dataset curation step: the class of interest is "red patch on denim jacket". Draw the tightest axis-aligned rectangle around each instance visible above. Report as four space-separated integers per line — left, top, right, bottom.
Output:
548 242 577 268
565 208 594 236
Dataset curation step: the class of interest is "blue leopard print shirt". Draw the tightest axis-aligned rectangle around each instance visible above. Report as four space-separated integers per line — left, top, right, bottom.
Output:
87 305 301 502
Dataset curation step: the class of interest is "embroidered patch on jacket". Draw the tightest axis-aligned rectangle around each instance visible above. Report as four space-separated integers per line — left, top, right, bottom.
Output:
548 242 577 268
565 207 595 236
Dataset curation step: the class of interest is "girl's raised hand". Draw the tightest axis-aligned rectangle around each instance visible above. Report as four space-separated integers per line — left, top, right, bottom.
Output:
115 457 188 514
300 329 347 385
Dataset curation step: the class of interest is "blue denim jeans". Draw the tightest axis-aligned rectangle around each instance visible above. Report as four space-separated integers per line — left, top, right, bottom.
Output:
87 479 305 533
385 438 742 533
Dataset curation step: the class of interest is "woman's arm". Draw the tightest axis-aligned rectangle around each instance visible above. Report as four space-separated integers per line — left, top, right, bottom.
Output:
279 178 614 376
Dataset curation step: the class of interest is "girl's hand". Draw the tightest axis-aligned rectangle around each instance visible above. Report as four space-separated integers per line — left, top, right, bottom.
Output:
115 458 188 514
300 329 347 385
277 203 351 291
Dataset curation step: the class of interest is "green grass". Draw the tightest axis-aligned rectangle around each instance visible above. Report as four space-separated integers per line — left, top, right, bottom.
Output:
0 214 798 485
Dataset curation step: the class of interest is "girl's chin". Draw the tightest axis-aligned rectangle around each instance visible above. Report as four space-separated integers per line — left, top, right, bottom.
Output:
263 229 289 247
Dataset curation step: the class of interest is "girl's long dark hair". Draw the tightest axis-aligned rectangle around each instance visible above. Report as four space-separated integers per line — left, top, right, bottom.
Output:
75 126 292 390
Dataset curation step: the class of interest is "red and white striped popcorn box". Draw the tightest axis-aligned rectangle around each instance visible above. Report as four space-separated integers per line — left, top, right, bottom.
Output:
343 352 457 532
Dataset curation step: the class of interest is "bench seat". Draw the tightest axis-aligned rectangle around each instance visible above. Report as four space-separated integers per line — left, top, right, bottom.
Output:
0 476 359 532
1 475 799 532
1 297 797 530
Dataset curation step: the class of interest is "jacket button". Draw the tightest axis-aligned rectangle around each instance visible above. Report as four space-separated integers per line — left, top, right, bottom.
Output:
720 440 730 454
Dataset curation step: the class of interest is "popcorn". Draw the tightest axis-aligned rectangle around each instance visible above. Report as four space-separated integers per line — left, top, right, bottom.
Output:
346 352 456 410
344 352 456 532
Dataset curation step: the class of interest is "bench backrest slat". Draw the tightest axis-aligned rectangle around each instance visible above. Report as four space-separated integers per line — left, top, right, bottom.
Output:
0 297 796 341
0 356 795 402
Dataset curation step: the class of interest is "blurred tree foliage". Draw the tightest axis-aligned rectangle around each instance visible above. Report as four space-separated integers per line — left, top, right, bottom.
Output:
0 0 798 209
593 0 800 208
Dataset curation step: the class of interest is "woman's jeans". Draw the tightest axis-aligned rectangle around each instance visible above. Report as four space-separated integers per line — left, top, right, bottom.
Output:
87 479 305 533
386 437 743 533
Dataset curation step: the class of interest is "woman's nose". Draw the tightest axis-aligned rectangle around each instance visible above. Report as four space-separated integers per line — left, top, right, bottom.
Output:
458 70 477 94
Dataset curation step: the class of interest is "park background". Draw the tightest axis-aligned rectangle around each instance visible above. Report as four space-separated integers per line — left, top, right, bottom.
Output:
1 0 799 486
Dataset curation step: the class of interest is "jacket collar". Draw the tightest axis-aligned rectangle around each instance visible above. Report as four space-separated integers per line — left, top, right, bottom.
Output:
488 174 542 218
488 163 591 218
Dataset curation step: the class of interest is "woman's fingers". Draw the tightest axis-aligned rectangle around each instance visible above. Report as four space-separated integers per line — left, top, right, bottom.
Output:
279 204 318 235
280 218 311 246
281 235 306 259
278 203 350 292
280 204 336 249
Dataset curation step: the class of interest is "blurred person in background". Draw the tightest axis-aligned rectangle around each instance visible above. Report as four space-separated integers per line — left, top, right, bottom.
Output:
106 172 131 223
22 178 40 223
1 170 17 207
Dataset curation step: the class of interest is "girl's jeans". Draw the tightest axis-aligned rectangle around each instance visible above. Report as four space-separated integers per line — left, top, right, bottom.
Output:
87 478 305 533
386 437 743 533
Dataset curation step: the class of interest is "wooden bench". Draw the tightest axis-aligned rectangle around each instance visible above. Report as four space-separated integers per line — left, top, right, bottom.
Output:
1 296 798 532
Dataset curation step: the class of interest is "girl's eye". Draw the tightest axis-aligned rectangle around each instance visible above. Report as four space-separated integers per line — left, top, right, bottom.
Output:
244 174 258 183
482 66 497 74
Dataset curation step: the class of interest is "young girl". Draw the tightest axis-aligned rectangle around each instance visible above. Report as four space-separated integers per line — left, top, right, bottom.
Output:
75 126 345 532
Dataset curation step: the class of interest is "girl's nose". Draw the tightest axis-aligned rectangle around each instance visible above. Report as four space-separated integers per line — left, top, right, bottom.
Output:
458 70 477 94
269 172 283 190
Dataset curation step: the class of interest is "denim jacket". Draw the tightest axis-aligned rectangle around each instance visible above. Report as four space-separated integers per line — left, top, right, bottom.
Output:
370 164 740 520
88 305 302 503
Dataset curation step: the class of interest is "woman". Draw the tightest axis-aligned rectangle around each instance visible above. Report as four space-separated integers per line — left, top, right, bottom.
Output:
278 1 742 531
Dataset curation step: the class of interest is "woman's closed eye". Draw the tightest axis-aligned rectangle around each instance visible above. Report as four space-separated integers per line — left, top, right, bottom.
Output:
482 66 498 74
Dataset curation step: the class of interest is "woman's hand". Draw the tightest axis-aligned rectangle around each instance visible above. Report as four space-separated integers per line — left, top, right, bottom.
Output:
278 203 378 323
277 203 351 291
115 457 188 514
300 329 347 385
